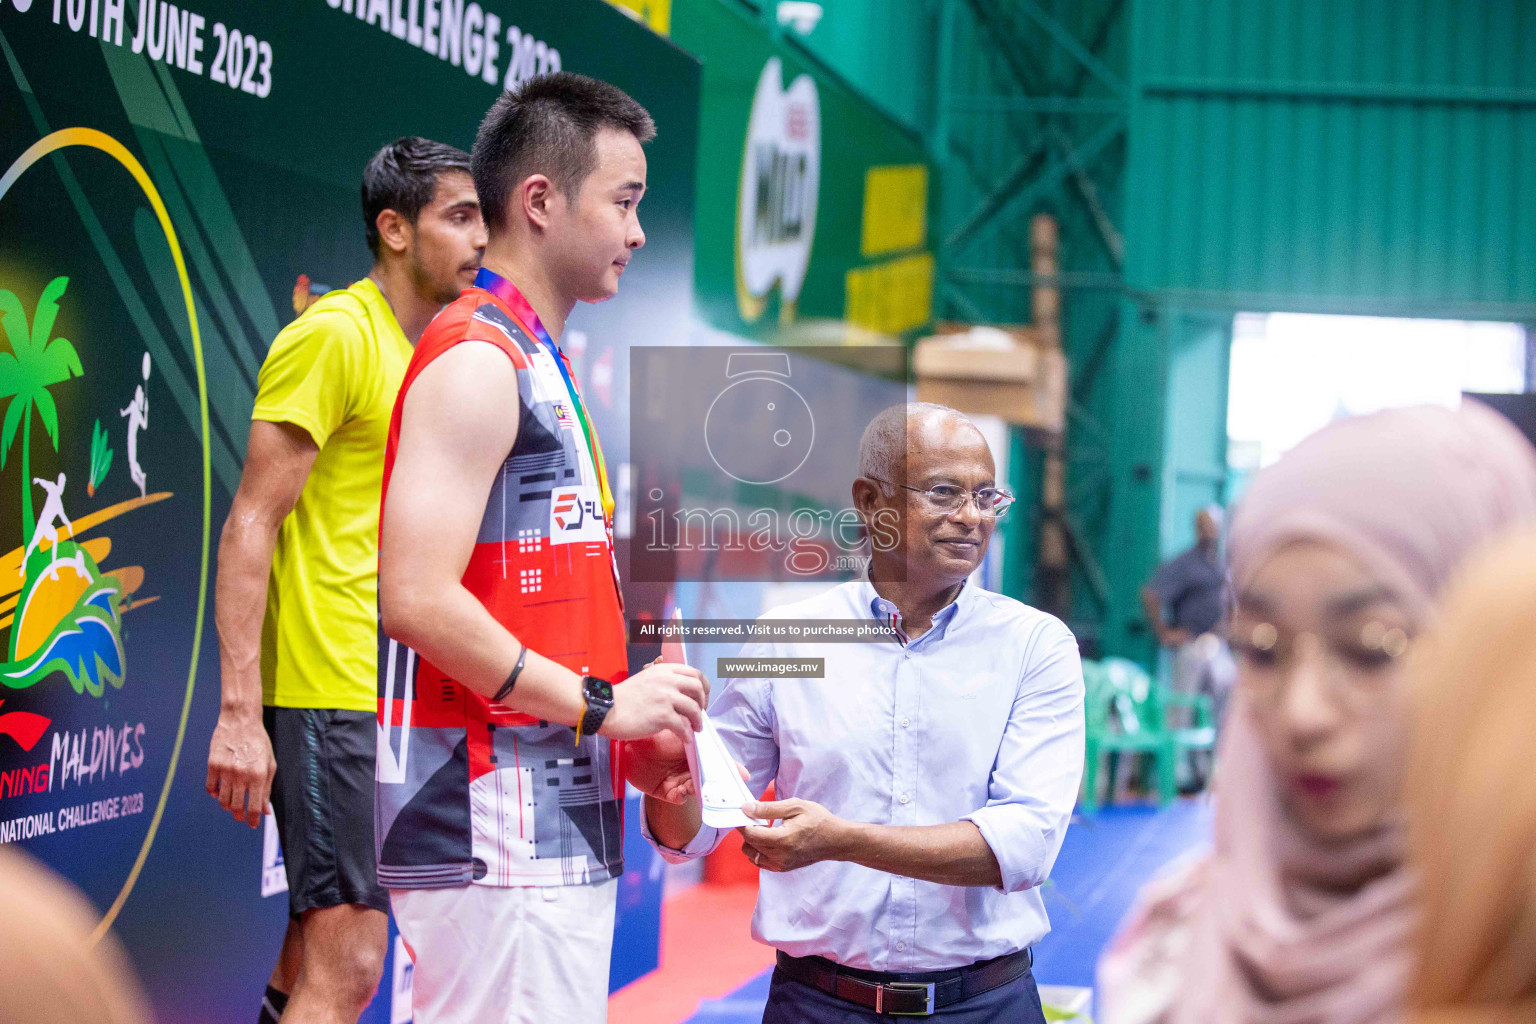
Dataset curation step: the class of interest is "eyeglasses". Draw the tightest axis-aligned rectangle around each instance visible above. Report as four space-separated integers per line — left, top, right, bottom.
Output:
868 477 1015 519
1227 619 1413 712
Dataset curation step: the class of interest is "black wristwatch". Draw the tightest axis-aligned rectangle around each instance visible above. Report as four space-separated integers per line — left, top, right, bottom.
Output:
578 675 615 740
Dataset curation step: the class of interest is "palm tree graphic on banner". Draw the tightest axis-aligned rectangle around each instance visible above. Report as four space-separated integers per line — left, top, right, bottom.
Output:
0 275 82 535
0 276 163 700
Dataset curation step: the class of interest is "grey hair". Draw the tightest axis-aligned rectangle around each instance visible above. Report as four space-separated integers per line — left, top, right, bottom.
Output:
857 402 976 495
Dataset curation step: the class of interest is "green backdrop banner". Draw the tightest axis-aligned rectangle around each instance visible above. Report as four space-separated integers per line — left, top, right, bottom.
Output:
0 2 698 1021
670 0 937 341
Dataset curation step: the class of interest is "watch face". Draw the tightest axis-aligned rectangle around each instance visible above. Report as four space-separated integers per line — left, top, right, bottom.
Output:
587 677 614 703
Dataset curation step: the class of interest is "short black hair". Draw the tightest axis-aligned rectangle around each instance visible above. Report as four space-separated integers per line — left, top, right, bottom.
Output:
361 136 472 258
472 71 656 235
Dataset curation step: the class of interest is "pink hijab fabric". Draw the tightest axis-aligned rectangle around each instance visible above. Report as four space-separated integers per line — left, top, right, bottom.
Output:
1227 401 1536 618
1182 403 1536 1024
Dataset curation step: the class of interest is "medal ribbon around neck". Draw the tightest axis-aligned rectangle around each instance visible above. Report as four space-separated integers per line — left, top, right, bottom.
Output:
474 268 615 523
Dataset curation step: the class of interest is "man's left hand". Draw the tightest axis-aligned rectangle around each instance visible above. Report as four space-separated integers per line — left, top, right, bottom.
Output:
739 798 849 872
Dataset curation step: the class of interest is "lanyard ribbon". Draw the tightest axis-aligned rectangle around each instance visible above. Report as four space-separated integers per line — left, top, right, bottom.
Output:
474 268 615 523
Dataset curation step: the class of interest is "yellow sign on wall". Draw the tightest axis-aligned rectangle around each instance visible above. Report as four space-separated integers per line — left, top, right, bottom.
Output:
846 252 935 335
604 0 671 35
861 164 928 257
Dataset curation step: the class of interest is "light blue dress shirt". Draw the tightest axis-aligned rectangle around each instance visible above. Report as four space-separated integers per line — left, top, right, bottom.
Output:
643 578 1085 972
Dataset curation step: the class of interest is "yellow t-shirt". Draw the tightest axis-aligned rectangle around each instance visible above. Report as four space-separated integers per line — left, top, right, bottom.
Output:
254 278 411 711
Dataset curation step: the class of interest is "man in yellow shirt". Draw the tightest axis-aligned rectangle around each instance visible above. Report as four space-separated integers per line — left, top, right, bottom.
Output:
205 137 486 1024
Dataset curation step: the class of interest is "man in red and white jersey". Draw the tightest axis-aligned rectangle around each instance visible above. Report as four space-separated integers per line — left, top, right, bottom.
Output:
375 73 707 1024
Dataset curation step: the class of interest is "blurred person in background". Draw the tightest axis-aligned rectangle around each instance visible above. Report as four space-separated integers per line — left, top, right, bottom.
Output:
1143 505 1233 788
0 846 151 1024
1404 527 1536 1024
1097 403 1536 1024
1142 505 1225 657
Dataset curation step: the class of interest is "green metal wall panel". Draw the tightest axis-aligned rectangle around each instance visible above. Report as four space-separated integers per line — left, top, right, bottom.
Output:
791 0 934 135
1102 304 1229 661
1160 311 1231 554
928 0 1130 641
1126 0 1536 316
1102 0 1536 665
1103 298 1164 657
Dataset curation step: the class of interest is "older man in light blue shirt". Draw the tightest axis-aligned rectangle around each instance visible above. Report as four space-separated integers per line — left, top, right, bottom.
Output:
638 403 1085 1022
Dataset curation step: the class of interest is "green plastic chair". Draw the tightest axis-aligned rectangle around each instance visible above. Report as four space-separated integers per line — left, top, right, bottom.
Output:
1079 657 1215 813
1164 684 1217 756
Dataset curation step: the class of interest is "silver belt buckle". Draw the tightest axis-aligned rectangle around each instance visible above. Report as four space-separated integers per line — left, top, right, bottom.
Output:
877 980 936 1016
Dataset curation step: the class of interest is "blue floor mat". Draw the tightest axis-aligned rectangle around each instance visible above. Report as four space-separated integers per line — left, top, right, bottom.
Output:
684 970 773 1024
680 800 1213 1023
1033 799 1213 989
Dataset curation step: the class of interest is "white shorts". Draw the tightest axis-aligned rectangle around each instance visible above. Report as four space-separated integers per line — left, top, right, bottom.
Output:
391 878 618 1024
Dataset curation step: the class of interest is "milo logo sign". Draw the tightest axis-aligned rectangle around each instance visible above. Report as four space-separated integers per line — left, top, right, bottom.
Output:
735 56 821 325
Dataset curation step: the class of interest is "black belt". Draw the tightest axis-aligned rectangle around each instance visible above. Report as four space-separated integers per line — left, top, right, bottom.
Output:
774 947 1033 1017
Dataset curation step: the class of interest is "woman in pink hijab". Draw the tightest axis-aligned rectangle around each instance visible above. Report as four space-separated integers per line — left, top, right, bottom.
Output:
1096 402 1536 1024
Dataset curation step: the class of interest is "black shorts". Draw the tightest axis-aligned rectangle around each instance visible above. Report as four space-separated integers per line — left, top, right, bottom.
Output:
264 706 389 920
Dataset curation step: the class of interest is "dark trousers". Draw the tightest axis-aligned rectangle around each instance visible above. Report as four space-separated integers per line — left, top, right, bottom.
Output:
761 962 1048 1023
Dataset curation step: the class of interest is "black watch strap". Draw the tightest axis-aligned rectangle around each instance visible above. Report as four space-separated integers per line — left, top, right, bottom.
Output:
579 676 614 738
492 647 528 703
